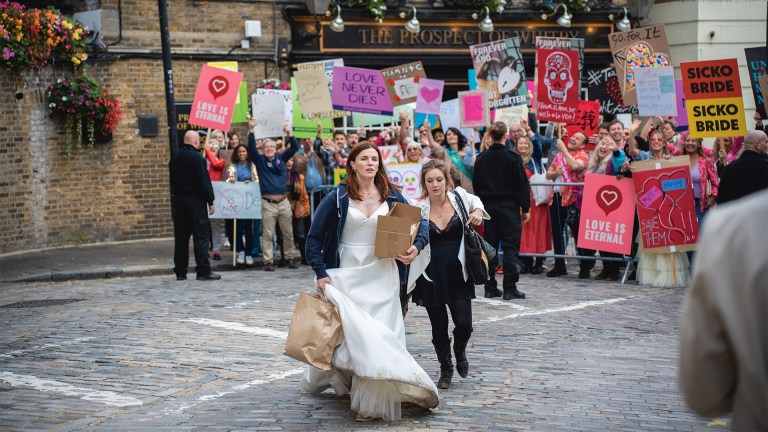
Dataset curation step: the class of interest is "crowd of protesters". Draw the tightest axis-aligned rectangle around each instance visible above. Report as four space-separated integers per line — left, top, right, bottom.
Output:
197 106 767 291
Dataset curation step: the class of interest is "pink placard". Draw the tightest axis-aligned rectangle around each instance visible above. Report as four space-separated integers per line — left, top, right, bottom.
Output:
527 80 536 107
674 79 688 129
577 173 636 255
536 48 580 123
189 65 244 131
331 66 394 115
459 90 489 128
415 78 444 115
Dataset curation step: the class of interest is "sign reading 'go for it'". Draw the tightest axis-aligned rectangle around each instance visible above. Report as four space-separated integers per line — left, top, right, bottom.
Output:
681 58 747 138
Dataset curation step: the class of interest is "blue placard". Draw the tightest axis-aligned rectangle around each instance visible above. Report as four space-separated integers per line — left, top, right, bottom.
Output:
661 178 686 191
468 69 477 91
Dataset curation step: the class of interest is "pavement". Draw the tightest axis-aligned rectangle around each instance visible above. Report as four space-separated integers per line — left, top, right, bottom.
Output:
0 238 257 283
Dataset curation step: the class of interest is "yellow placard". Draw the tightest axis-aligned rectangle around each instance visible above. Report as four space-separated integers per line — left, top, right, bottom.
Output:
686 96 746 138
333 168 347 185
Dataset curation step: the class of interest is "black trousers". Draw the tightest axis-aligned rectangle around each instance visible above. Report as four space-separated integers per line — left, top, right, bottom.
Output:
482 201 523 290
172 197 212 277
549 193 569 271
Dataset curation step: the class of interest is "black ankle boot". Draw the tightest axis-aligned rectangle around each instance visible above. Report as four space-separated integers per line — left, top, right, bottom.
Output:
453 338 469 378
432 339 453 389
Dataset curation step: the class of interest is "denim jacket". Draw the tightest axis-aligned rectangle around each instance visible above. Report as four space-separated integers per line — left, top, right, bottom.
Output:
305 184 429 284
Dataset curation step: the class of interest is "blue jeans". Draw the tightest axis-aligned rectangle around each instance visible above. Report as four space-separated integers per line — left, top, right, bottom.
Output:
235 219 253 255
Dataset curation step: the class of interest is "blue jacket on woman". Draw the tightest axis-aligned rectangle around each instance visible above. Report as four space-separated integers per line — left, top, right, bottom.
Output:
305 184 429 285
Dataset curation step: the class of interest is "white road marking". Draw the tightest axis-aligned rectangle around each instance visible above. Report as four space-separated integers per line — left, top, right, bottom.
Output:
0 337 95 358
473 297 529 310
0 371 142 407
481 297 630 323
181 318 288 339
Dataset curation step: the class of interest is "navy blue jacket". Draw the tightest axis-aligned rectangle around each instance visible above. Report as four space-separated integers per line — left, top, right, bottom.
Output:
247 133 299 195
305 184 429 285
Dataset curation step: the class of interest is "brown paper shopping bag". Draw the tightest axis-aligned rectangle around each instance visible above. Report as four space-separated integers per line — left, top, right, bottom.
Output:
283 292 342 370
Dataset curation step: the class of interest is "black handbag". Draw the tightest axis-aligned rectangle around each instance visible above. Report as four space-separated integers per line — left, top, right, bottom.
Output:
454 191 497 285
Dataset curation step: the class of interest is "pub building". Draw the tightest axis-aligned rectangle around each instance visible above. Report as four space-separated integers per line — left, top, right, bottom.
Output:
284 0 622 102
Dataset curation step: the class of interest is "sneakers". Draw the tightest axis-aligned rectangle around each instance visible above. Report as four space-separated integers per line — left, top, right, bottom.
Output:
264 262 275 271
213 252 221 261
236 251 245 265
245 255 254 265
288 259 299 269
223 239 231 249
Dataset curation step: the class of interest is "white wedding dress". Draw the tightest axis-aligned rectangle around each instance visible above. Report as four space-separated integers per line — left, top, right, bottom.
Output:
301 201 439 420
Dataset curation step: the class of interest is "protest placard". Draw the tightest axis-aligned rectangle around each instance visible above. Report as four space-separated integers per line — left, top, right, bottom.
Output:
609 24 672 107
458 90 489 128
681 58 746 138
189 65 244 131
565 100 601 150
635 66 677 117
415 78 444 115
536 38 580 123
211 181 261 219
251 93 286 139
378 145 401 165
386 163 423 202
254 88 291 124
493 105 529 129
207 61 248 124
291 78 333 139
439 99 475 139
381 61 426 106
760 74 768 115
469 37 528 110
744 46 767 119
577 173 635 255
586 67 637 115
331 66 394 115
631 156 698 253
333 168 347 185
294 68 334 115
297 59 349 119
674 79 688 130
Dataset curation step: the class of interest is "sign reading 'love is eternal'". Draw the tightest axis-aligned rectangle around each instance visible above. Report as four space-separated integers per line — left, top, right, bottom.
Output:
577 173 636 255
189 65 244 131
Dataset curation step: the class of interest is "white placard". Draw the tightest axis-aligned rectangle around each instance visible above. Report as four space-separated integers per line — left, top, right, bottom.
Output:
386 163 423 202
635 66 677 117
439 99 475 139
253 89 291 125
210 181 261 219
251 93 287 139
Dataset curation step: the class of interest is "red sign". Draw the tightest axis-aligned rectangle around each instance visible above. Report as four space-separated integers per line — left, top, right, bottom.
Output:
631 157 699 253
536 48 579 123
577 174 636 255
566 100 601 150
681 58 741 101
189 65 244 131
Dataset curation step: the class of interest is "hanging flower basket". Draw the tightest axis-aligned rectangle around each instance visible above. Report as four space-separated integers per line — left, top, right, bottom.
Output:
46 74 124 160
256 78 290 90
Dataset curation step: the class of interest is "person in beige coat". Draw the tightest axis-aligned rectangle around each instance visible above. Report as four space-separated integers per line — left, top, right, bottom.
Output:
679 189 768 431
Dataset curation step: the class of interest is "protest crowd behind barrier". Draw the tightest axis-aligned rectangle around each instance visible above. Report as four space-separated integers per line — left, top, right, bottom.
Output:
186 25 767 287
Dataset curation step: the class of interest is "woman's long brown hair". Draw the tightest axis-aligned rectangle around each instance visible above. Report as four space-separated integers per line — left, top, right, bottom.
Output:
344 143 401 202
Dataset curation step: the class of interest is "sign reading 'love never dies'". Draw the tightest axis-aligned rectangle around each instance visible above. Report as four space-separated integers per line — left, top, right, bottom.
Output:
576 174 635 255
189 65 244 131
331 66 394 115
632 157 698 253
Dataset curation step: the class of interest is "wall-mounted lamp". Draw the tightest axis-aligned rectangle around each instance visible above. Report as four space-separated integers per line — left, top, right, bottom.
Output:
609 7 631 32
541 3 571 28
400 6 420 34
328 5 344 33
475 6 493 33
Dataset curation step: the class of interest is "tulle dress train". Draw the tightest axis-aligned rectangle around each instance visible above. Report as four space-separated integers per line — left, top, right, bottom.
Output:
301 201 439 420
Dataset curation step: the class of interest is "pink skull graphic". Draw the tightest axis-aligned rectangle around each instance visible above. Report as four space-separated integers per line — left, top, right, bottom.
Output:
543 52 573 105
402 170 420 199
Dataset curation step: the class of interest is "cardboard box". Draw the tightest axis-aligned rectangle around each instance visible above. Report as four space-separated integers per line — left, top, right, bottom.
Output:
375 202 422 258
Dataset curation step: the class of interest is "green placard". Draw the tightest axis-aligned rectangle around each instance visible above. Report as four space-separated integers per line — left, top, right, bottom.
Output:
291 78 333 138
231 81 249 124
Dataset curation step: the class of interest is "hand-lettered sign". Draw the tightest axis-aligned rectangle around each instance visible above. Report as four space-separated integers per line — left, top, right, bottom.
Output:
566 100 601 150
190 65 244 131
609 24 672 107
294 68 334 115
251 93 286 139
470 37 529 110
577 173 636 255
586 67 637 115
681 58 746 138
331 66 394 115
458 90 489 128
291 78 334 139
297 59 349 119
381 61 427 106
415 78 444 115
536 38 580 123
211 181 262 219
439 99 475 140
635 66 677 117
674 79 688 130
744 46 767 119
631 156 698 253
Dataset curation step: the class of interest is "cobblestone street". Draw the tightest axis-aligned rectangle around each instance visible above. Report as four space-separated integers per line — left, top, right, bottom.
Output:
0 267 728 431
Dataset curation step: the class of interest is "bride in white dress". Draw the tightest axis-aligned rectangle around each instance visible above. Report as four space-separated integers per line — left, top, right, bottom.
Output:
303 143 439 422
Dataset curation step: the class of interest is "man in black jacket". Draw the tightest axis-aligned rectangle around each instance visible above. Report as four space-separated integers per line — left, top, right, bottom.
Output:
717 129 768 205
170 131 221 281
473 122 531 300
